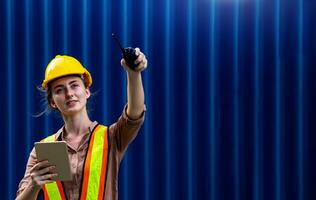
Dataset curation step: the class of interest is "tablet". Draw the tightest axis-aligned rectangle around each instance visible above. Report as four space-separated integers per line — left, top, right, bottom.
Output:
34 141 72 181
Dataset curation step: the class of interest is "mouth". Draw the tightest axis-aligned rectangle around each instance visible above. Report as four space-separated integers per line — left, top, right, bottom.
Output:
66 100 78 106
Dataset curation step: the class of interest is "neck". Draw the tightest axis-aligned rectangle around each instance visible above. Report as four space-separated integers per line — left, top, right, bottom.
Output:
62 109 92 137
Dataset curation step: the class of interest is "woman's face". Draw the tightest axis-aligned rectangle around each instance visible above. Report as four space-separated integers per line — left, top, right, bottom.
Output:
49 76 90 116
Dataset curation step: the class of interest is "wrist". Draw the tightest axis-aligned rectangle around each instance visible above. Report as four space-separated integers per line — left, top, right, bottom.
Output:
126 70 141 80
29 181 41 191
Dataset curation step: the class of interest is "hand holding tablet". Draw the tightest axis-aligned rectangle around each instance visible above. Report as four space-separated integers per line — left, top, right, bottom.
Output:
34 141 72 181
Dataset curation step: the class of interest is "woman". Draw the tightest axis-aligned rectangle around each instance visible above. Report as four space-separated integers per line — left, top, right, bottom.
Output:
16 48 147 200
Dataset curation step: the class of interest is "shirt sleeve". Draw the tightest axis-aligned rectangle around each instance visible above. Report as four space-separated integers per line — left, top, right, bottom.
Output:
16 147 38 198
109 104 146 159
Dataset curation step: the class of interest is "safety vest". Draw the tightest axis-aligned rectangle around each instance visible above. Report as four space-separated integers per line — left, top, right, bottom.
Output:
41 124 109 200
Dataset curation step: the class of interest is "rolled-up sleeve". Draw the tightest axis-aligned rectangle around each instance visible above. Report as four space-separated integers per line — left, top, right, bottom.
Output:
109 104 146 158
16 148 38 197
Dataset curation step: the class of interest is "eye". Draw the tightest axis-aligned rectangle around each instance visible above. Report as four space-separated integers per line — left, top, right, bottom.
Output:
54 87 63 94
71 83 79 89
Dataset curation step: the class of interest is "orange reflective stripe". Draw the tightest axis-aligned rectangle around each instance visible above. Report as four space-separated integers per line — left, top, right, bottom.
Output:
80 125 98 200
57 181 67 200
43 185 49 199
98 127 108 200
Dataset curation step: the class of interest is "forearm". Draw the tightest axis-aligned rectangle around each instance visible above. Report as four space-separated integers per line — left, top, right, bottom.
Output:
126 72 145 119
16 182 41 200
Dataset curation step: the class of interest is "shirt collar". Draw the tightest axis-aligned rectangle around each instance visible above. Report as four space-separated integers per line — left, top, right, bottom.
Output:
55 121 99 141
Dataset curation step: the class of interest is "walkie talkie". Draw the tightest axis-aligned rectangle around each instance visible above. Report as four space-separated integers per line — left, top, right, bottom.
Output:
112 33 138 70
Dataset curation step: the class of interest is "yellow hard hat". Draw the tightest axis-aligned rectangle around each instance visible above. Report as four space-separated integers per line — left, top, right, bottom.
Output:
42 55 92 89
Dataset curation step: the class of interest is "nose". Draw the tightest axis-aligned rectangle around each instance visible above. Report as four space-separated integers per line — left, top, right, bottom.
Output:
65 87 74 98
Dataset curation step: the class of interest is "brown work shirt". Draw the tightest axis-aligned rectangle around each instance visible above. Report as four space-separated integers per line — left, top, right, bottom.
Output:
16 105 145 200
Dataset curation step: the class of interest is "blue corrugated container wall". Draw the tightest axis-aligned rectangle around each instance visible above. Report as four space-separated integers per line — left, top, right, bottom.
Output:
1 0 316 199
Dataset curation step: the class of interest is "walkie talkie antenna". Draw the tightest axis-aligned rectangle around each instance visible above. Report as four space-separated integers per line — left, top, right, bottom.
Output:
112 33 125 53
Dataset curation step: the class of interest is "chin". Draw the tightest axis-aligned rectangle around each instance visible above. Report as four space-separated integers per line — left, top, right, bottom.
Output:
62 106 84 116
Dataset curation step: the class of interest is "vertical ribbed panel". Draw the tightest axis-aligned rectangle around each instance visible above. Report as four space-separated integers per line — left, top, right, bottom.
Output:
253 0 261 200
82 0 88 60
101 0 110 122
43 0 51 136
233 1 240 200
274 0 282 200
6 0 14 199
24 0 32 155
210 1 217 200
1 0 315 199
186 0 193 198
62 0 68 53
164 0 172 199
297 0 304 199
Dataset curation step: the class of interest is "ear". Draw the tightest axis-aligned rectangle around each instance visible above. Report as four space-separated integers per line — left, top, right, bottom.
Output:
85 87 91 99
50 99 57 109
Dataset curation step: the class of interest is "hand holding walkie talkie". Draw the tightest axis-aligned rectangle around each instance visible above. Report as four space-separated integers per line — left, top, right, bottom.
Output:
112 33 147 72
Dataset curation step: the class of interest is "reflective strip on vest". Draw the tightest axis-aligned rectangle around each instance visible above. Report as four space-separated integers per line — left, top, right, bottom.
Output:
42 181 66 200
80 125 108 200
42 125 109 200
43 134 57 142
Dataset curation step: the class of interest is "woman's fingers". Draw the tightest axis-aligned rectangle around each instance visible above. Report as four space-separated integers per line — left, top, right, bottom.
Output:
37 165 56 175
40 173 58 180
135 48 140 56
133 49 147 71
33 172 57 182
32 160 50 171
30 161 58 187
135 57 147 71
134 53 145 65
31 170 58 187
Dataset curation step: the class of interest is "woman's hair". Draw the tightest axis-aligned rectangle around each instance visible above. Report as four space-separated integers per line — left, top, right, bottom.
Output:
33 75 96 117
33 84 55 117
